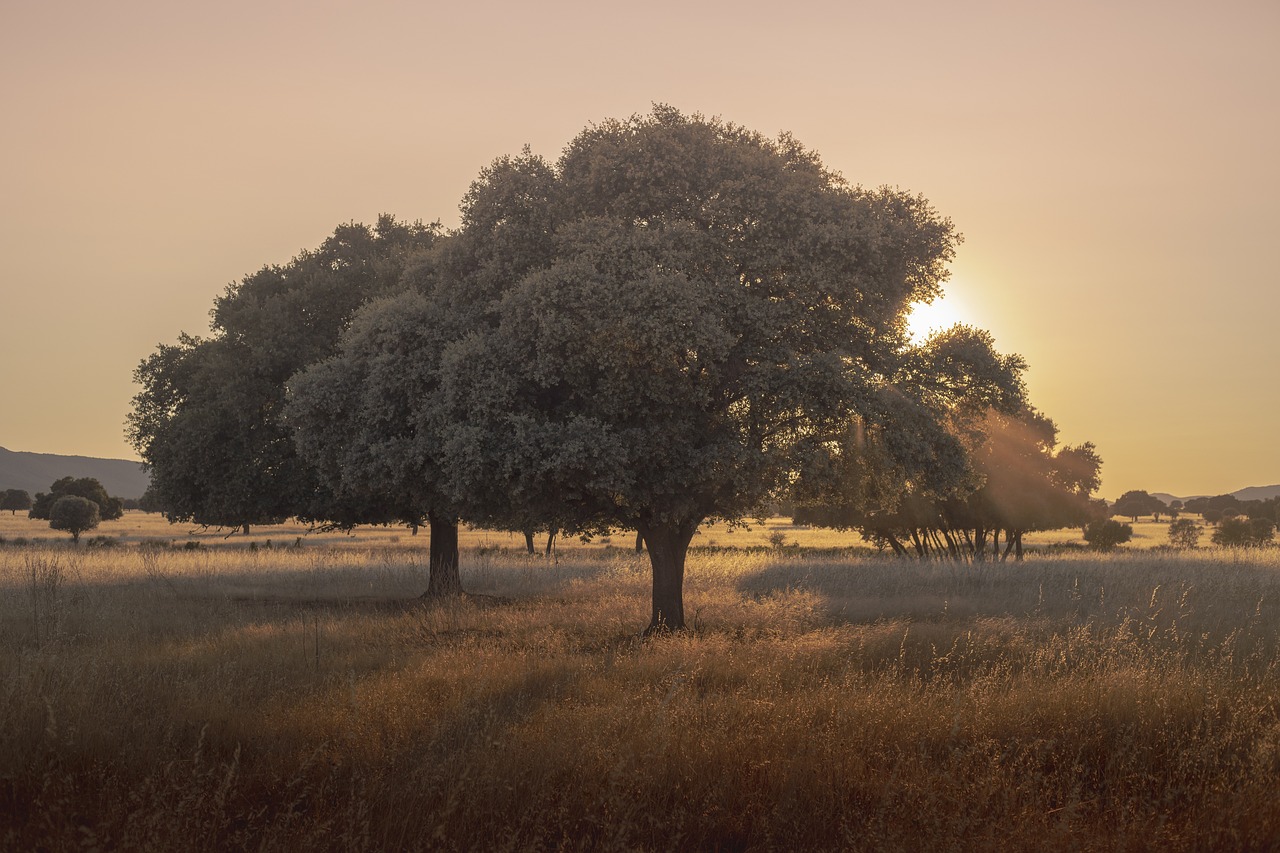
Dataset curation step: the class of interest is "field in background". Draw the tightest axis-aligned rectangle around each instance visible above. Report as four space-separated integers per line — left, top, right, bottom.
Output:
1 509 1190 553
3 533 1279 849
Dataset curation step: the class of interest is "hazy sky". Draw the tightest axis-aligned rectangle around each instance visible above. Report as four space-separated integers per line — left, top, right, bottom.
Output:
2 0 1276 498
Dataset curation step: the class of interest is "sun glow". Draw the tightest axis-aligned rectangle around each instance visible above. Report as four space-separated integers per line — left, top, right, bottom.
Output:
905 292 974 341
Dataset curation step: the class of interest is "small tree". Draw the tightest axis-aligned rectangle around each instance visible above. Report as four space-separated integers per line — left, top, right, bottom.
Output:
1167 517 1201 549
1085 519 1132 551
49 495 100 543
1110 490 1166 522
1 489 32 515
29 477 123 521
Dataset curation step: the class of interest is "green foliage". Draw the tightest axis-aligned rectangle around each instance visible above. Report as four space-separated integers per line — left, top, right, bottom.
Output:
1167 518 1202 549
426 107 979 627
1084 519 1133 551
127 216 439 530
49 495 101 542
441 109 962 524
29 477 122 521
1 489 32 514
285 106 1046 625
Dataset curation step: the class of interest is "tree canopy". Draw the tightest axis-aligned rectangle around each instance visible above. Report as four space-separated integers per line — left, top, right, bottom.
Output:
137 106 1103 631
127 216 439 532
29 477 123 522
1110 490 1166 521
49 495 100 543
1 489 32 515
360 106 1015 630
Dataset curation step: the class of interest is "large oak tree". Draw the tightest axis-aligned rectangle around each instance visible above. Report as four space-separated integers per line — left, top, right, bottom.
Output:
427 106 975 630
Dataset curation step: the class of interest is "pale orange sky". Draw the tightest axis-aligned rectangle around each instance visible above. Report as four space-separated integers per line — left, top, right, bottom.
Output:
1 0 1276 498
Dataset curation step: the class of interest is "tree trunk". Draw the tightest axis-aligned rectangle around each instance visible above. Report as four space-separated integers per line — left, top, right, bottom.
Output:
638 517 700 633
884 533 908 557
242 523 251 536
635 530 645 553
545 528 558 556
1014 530 1024 561
523 528 536 554
424 512 462 597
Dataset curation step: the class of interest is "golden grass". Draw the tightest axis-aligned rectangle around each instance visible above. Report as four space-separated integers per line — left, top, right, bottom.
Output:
3 534 1279 850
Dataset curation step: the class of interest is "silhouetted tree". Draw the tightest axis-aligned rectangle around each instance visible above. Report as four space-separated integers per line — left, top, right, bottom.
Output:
1110 490 1166 522
30 477 123 521
1085 519 1132 551
1212 516 1275 548
49 495 100 543
1 489 31 515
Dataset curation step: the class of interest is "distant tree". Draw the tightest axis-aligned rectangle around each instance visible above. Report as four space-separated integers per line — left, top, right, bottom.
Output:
29 477 123 521
137 484 163 514
1167 518 1201 549
1184 494 1241 517
49 495 100 543
1 489 32 515
1212 516 1274 548
1170 500 1184 511
1110 490 1166 522
1202 508 1223 525
1084 519 1133 551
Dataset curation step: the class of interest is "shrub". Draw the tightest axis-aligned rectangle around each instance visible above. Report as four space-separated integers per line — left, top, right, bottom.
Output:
1168 518 1202 549
1213 516 1275 548
1084 519 1133 551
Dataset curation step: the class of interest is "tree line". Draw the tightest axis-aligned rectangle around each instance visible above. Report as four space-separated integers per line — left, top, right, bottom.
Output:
129 106 1106 631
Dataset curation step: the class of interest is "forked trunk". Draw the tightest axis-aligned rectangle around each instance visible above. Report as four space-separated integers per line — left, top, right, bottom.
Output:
634 530 645 553
424 512 462 597
523 528 536 554
638 518 700 633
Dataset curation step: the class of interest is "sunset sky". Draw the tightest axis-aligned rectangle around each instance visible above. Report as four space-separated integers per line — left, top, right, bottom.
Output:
2 0 1276 498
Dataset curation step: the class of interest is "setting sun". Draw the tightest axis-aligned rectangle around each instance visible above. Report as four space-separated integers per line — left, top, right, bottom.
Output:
905 290 974 340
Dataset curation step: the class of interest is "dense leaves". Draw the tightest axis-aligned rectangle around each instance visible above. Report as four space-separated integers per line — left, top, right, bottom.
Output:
425 107 982 628
29 477 123 521
49 494 100 542
1 489 31 514
127 217 438 531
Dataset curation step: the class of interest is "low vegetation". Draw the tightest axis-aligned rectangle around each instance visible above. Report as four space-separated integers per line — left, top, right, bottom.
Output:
3 530 1279 850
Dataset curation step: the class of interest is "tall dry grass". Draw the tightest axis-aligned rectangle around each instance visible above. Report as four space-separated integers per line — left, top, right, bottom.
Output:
2 540 1279 850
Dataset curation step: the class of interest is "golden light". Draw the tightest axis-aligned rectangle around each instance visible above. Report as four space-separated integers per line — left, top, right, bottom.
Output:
905 291 974 341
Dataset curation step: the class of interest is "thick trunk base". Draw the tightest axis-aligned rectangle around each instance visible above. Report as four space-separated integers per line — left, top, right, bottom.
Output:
423 513 462 597
638 518 700 633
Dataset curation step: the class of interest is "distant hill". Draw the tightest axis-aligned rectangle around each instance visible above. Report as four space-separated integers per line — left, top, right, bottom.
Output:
1151 485 1280 505
0 446 150 499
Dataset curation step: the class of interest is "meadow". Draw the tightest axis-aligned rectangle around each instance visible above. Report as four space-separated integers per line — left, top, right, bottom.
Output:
3 513 1279 850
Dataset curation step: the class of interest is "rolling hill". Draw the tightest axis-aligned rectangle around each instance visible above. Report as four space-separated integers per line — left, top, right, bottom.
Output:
0 446 150 499
1148 486 1280 506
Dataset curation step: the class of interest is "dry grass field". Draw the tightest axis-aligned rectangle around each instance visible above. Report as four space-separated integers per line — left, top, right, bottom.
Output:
3 512 1279 850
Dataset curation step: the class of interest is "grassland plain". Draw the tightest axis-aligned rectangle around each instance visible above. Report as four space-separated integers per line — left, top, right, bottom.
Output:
3 516 1279 850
